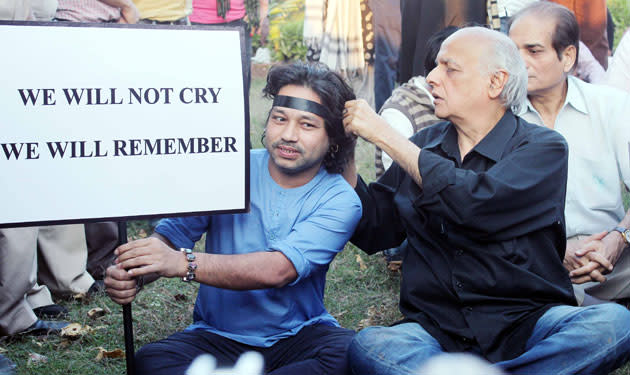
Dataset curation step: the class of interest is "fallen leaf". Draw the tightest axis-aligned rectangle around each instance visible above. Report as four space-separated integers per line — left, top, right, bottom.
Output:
61 323 92 339
27 352 48 365
355 254 367 270
72 292 87 301
95 347 125 361
0 346 7 354
174 294 187 301
87 307 107 319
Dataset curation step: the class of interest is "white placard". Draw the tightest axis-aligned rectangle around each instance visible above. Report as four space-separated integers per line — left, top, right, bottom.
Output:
0 22 249 227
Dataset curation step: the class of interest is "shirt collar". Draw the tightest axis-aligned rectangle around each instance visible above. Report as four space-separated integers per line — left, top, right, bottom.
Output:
471 110 517 162
422 122 458 159
524 76 589 116
423 111 517 163
564 76 588 114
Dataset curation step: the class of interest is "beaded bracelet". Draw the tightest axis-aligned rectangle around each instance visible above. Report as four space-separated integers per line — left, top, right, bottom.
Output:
179 248 197 282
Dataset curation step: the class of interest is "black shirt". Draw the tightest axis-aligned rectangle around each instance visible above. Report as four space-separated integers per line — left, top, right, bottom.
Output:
352 111 576 363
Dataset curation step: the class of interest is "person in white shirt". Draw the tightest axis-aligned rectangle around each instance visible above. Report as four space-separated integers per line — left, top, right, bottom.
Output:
604 29 630 93
509 2 630 305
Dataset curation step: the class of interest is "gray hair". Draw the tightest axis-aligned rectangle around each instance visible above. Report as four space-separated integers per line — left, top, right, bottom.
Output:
480 28 528 114
453 27 528 113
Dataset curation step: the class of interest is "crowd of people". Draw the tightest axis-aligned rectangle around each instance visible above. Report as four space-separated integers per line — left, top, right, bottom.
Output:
1 0 630 374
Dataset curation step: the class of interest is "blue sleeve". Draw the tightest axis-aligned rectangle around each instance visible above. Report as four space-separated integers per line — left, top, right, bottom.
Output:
154 215 211 250
269 187 362 285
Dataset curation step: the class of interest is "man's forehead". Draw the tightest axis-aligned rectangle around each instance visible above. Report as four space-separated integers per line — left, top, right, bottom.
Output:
437 35 481 66
510 13 555 47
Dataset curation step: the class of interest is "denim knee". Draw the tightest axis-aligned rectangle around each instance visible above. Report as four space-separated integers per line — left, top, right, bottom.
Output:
588 304 630 344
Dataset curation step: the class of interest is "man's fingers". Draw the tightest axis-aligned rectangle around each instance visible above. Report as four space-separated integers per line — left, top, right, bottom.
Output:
589 269 607 283
586 252 613 273
569 261 600 278
106 264 132 280
117 254 156 271
115 238 153 255
104 276 136 291
127 264 159 277
571 275 593 284
588 231 608 241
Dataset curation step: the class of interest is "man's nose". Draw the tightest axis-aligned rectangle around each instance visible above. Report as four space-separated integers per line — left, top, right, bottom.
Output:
426 67 439 87
281 121 299 142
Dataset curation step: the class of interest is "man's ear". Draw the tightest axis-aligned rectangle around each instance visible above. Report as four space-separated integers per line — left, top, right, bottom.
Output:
561 45 577 73
488 70 509 100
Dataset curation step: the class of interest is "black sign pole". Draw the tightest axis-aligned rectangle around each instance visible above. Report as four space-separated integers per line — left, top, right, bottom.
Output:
118 220 135 375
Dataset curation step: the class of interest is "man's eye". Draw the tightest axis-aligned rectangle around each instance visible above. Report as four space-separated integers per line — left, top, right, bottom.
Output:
302 123 315 128
272 116 286 122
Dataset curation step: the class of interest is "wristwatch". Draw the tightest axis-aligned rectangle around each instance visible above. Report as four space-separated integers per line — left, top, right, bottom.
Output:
612 226 630 246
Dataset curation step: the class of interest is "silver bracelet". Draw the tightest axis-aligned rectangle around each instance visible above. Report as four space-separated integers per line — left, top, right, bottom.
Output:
179 248 197 282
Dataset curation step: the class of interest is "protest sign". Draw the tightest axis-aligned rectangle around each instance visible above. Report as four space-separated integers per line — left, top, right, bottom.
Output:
0 22 249 227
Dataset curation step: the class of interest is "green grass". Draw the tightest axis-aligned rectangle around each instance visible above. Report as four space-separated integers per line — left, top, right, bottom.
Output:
610 0 630 50
4 60 630 374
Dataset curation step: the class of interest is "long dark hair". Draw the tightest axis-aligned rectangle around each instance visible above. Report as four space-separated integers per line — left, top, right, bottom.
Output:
262 61 356 174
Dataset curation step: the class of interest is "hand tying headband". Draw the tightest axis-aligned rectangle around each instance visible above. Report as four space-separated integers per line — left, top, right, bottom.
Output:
272 95 329 119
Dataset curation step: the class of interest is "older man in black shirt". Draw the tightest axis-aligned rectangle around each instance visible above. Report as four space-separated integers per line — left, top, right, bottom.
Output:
342 26 630 374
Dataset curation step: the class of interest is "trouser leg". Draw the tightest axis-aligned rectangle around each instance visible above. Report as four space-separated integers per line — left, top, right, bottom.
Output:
496 304 630 375
36 224 94 295
135 330 251 375
85 221 118 280
348 322 445 375
0 227 50 335
266 324 355 375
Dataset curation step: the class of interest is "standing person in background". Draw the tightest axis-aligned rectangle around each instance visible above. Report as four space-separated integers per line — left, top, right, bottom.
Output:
370 0 401 113
55 0 139 23
190 0 269 95
398 0 486 85
1 15 64 375
487 0 539 33
133 0 192 25
604 29 630 93
548 0 609 69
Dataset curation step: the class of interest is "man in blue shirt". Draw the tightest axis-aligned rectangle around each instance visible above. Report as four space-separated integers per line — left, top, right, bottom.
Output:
104 62 362 375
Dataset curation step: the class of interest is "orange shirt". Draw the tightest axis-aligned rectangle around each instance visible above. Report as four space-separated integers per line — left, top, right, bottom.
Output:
549 0 609 69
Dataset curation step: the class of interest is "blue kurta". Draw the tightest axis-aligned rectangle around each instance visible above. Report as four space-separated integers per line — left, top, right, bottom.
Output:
155 149 362 347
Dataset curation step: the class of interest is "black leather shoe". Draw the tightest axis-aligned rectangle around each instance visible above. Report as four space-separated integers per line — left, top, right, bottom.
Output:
0 354 17 374
32 304 68 319
21 319 69 336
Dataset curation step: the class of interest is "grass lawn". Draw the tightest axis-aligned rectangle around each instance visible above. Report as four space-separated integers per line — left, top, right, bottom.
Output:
3 66 630 375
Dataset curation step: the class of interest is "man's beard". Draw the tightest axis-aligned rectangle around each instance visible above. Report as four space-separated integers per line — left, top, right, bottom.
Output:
268 140 325 176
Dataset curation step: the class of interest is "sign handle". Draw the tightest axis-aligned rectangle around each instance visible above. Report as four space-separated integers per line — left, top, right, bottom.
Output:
118 221 136 375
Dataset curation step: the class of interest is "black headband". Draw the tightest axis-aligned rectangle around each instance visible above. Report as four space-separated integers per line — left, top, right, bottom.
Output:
272 95 329 119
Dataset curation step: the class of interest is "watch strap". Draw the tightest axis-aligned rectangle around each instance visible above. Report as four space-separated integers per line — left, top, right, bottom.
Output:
612 226 630 245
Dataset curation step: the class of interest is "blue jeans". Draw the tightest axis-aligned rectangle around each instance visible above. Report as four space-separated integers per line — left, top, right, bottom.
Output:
349 304 630 375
